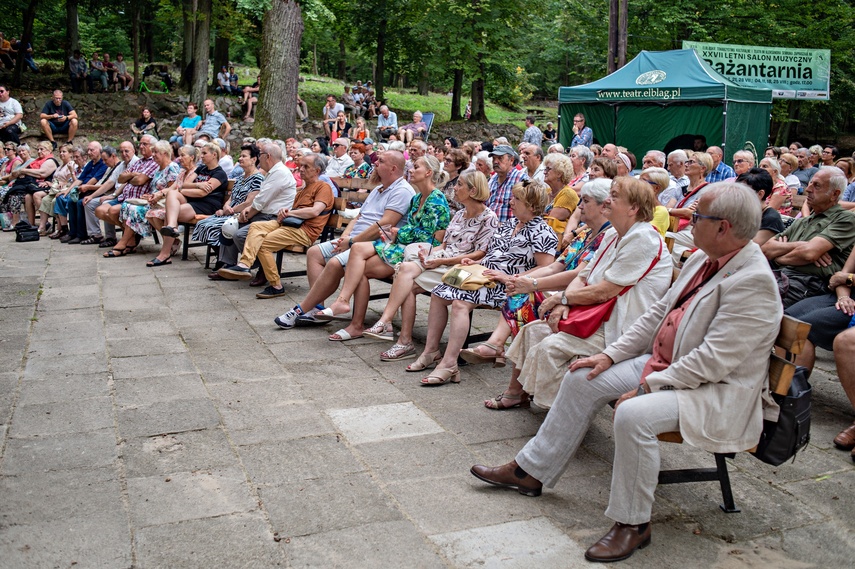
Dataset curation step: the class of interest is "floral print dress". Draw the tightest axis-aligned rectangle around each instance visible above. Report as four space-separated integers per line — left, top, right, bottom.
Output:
374 189 451 266
120 162 180 237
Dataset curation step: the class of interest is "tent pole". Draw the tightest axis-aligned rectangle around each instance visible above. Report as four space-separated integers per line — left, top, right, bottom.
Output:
722 101 729 161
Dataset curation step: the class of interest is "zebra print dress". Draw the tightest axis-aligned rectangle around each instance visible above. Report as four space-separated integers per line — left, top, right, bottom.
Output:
190 172 264 246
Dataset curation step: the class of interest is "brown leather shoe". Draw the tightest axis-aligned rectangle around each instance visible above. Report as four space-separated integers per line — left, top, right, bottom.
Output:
833 421 855 450
249 273 268 287
585 522 651 563
470 460 542 497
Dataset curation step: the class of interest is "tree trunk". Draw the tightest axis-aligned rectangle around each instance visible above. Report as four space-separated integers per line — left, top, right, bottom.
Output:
180 0 196 88
607 0 618 73
312 41 318 75
14 0 39 85
212 35 230 88
450 68 463 120
132 4 141 88
65 0 80 74
617 0 628 68
375 8 387 101
338 37 347 81
775 100 800 146
418 68 429 96
191 0 212 111
469 61 487 122
255 0 303 139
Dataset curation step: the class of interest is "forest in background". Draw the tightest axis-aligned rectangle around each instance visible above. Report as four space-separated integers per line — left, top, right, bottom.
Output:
3 0 855 144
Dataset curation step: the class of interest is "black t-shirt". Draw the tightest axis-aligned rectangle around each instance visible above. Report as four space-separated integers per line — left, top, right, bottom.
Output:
761 206 785 235
192 164 229 205
41 100 75 122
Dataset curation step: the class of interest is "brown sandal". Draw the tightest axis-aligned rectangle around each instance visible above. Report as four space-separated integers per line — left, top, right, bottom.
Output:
484 392 531 410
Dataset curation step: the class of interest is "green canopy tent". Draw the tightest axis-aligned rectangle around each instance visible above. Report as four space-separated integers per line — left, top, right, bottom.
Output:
558 50 772 163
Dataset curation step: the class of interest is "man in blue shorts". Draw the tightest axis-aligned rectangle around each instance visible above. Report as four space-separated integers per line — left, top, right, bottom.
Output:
39 90 78 148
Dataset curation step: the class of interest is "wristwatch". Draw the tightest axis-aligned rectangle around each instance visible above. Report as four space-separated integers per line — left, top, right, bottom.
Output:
561 293 568 305
348 237 354 247
531 278 538 290
847 273 854 287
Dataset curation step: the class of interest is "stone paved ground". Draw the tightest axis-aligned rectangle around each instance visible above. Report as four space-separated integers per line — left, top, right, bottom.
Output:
1 236 854 568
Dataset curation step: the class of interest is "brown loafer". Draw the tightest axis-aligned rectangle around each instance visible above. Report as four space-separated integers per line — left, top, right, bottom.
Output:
249 273 268 287
470 460 542 497
833 421 855 450
585 522 651 563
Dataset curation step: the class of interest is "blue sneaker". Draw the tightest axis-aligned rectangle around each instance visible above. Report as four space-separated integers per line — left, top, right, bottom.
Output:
274 306 300 329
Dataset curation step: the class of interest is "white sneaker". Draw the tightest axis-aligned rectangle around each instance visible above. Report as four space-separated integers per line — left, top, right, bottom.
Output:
274 306 300 329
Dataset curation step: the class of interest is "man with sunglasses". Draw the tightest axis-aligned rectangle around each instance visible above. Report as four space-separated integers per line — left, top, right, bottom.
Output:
471 182 782 562
0 85 23 145
324 137 354 178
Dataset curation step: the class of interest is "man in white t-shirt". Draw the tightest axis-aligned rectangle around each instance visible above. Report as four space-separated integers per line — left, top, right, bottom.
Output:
275 151 415 329
322 94 345 138
0 84 24 145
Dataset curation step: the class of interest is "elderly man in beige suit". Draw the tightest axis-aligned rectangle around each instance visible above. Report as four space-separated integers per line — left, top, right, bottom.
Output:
470 182 783 563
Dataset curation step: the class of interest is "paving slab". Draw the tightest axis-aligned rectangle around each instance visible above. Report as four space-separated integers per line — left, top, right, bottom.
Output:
126 467 258 527
134 511 285 568
1 428 118 474
327 401 446 445
116 397 222 438
113 372 207 408
17 372 110 406
9 396 114 437
122 428 240 478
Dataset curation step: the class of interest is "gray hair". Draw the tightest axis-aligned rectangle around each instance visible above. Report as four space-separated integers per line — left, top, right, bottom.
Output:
304 152 327 172
668 149 687 164
547 143 564 154
704 182 761 241
474 150 491 165
179 145 198 160
641 167 670 190
529 144 544 159
645 150 666 166
102 145 117 157
733 150 756 166
139 135 155 146
153 140 172 156
759 156 781 175
822 165 847 194
571 145 594 168
388 141 406 152
580 177 611 204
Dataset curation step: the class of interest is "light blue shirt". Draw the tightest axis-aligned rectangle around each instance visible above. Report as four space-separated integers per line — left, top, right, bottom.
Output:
350 176 414 236
377 111 398 130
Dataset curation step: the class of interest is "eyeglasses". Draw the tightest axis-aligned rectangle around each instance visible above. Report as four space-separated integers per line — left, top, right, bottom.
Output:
333 144 345 148
573 119 583 123
733 159 748 164
692 212 724 224
643 179 658 187
685 160 697 165
259 152 269 157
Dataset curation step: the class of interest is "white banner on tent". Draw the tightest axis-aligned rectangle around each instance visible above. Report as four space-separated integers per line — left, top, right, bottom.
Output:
683 41 830 100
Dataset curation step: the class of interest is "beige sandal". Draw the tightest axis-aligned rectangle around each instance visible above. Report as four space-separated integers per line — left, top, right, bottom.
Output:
459 342 506 368
406 350 441 372
421 366 460 386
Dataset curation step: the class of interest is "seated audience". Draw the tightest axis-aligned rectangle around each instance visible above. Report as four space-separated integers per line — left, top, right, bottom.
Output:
190 143 263 261
114 53 133 91
170 103 202 147
82 142 138 247
195 99 231 141
131 107 159 142
217 153 333 296
364 171 499 358
351 116 369 142
68 50 87 93
486 145 529 223
1 141 57 227
244 76 261 121
567 145 593 193
0 84 24 146
228 66 242 96
762 166 855 307
332 111 351 141
34 144 77 235
273 151 414 329
459 179 611 406
147 142 229 265
758 156 793 216
87 52 109 92
541 152 579 238
520 143 545 182
638 167 671 236
314 156 451 341
410 181 557 386
375 105 398 141
104 140 181 257
342 143 372 179
39 90 78 148
397 111 427 144
478 177 670 408
667 151 713 259
215 66 231 94
322 94 345 138
665 150 689 205
295 94 308 123
52 141 107 242
735 168 785 245
440 148 469 214
325 138 354 178
470 183 782 563
342 85 360 116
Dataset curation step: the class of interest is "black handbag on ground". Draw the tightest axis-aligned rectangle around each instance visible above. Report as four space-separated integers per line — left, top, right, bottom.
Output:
751 366 811 466
14 221 40 242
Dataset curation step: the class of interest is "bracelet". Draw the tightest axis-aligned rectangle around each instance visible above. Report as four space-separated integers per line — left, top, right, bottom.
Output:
839 296 851 302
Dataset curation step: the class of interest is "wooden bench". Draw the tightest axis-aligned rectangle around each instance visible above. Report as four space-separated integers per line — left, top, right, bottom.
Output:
655 315 811 513
179 180 235 265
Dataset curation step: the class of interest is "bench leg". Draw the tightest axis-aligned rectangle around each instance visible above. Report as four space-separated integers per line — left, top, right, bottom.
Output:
182 225 191 260
715 453 740 513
